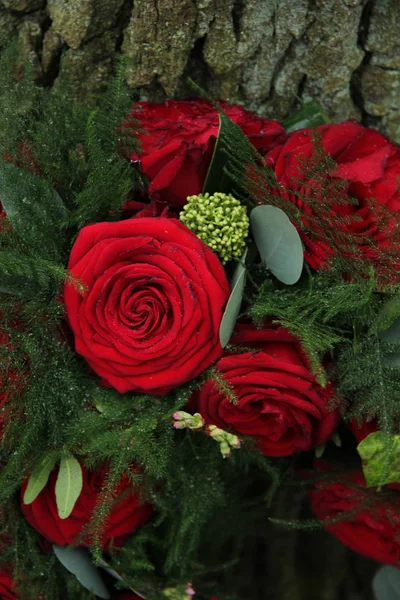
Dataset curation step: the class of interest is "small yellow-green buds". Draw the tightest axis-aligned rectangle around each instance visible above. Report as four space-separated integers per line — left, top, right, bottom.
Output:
207 425 241 458
163 583 195 600
173 411 205 430
172 412 241 458
180 192 249 264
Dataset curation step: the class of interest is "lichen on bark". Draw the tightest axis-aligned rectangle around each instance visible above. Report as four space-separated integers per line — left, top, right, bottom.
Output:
0 0 399 142
122 0 198 95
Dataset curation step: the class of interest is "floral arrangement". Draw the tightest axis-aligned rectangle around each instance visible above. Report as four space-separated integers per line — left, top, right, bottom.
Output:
1 47 400 600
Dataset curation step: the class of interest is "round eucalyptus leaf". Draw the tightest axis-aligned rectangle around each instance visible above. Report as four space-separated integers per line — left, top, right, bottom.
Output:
250 205 304 285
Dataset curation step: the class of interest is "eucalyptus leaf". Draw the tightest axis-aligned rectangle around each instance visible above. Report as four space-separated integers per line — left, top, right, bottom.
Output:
55 455 83 520
53 545 110 599
250 205 304 285
283 99 329 133
23 454 58 505
357 431 400 487
373 565 400 600
219 249 248 347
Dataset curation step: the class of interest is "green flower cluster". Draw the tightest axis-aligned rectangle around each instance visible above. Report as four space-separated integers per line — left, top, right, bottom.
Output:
180 192 249 263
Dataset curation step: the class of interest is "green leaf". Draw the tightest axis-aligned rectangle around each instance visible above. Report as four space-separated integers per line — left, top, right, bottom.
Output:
0 161 68 254
55 455 83 519
219 249 247 347
314 444 326 458
23 455 58 504
373 566 400 600
250 205 304 285
357 431 400 487
203 112 253 195
53 546 110 599
283 99 329 133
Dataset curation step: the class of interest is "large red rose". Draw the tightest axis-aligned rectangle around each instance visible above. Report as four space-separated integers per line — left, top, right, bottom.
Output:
0 570 17 600
310 469 400 566
129 99 286 209
21 464 152 549
265 121 400 273
191 323 339 457
64 216 230 395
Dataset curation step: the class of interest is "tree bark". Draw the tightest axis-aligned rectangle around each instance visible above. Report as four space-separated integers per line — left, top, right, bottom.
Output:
0 0 399 142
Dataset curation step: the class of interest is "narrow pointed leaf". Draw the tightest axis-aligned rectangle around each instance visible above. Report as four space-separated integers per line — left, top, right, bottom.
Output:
283 99 329 133
53 545 110 599
55 455 83 519
97 558 146 598
219 249 247 347
203 112 254 195
23 455 58 504
250 205 304 285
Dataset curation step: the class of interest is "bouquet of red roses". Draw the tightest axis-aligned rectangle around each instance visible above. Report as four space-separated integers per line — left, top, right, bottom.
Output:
1 49 400 600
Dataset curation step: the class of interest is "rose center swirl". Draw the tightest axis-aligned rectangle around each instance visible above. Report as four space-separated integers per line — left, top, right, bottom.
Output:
101 270 175 341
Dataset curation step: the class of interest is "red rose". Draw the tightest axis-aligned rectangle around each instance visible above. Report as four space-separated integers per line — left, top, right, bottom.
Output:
191 323 339 457
310 469 400 566
129 100 286 209
64 216 230 395
265 121 400 272
348 419 377 443
21 464 152 549
0 570 18 600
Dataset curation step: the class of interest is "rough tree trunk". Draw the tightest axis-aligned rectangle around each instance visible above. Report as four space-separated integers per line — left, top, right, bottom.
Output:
0 0 399 142
0 0 394 598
